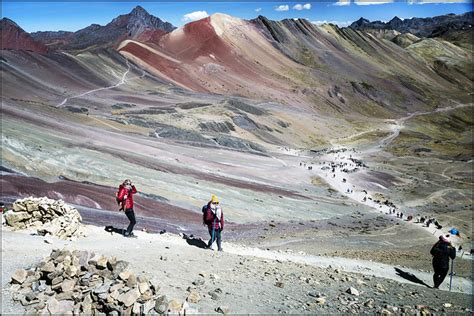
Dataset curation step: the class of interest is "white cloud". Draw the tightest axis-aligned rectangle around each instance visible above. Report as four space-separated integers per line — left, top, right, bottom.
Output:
312 20 352 27
408 0 469 3
275 5 290 11
255 7 262 12
354 0 394 4
182 11 209 22
293 3 312 10
333 0 351 6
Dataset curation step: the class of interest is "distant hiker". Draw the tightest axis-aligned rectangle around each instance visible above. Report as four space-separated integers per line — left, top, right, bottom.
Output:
430 235 456 289
116 179 137 237
203 194 224 251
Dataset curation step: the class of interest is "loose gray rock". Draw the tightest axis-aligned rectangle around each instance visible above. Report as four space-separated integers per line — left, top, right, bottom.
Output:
346 287 360 296
11 269 28 284
216 305 230 314
61 279 76 292
167 299 182 313
192 279 205 286
47 297 74 314
155 295 168 314
96 256 108 270
118 288 140 307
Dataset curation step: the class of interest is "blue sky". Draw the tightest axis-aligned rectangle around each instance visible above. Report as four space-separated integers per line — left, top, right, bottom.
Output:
2 1 472 33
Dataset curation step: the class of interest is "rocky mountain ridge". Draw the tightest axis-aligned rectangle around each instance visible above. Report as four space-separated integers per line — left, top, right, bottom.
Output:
350 11 473 38
0 18 49 53
29 5 175 51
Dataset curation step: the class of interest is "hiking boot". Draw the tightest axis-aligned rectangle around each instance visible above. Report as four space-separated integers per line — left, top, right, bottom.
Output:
218 248 224 252
124 232 137 238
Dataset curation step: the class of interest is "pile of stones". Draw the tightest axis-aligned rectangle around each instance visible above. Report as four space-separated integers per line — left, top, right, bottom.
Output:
10 249 168 315
4 197 82 239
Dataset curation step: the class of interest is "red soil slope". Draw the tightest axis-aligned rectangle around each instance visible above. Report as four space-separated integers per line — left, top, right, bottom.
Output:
1 18 48 53
118 14 295 98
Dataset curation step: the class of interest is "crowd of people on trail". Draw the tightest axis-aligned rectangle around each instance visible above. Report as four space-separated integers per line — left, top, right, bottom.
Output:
298 146 466 290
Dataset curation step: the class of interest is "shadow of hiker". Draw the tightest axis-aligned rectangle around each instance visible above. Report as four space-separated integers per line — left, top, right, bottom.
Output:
105 225 125 236
182 233 208 249
394 267 432 288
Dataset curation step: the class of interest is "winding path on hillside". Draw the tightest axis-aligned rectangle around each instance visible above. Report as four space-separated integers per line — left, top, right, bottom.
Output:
311 102 473 239
57 59 132 108
374 103 473 151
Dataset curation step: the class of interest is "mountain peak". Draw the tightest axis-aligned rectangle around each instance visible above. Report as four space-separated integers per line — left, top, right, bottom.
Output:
1 17 20 29
356 17 370 24
349 17 371 29
130 5 149 16
389 16 403 24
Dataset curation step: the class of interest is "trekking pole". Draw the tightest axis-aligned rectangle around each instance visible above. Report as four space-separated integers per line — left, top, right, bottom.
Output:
449 259 455 292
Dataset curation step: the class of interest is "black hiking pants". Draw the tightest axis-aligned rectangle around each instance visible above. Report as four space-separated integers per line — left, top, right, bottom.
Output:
208 228 222 251
125 208 136 235
433 266 449 288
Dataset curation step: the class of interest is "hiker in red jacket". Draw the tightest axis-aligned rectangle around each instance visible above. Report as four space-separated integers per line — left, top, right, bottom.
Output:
117 179 137 237
203 194 224 251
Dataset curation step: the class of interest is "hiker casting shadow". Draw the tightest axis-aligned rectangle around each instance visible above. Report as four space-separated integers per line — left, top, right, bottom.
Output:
202 194 224 251
116 179 138 238
430 234 456 289
394 268 431 288
104 225 125 235
182 233 208 249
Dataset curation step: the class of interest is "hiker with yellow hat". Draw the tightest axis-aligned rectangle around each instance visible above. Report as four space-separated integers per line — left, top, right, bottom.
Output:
202 194 224 251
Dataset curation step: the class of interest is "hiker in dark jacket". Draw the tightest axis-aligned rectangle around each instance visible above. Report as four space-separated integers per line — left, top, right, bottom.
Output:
117 179 138 237
430 235 456 289
203 194 224 251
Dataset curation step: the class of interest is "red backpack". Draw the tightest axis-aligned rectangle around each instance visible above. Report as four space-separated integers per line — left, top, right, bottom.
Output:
203 205 215 224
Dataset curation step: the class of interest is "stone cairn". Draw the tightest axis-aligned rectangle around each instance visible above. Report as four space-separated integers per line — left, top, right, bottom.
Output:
10 249 169 315
4 197 82 239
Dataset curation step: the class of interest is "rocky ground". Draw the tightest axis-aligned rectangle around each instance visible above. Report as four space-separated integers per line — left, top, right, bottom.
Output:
244 212 473 278
2 226 472 315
